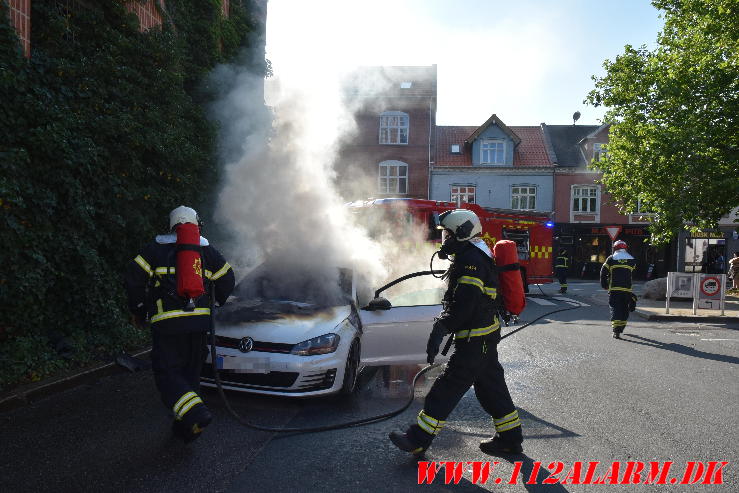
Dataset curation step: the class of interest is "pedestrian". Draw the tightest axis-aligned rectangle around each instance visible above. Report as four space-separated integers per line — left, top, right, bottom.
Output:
600 240 636 340
389 209 523 456
554 248 569 293
125 206 235 443
713 252 726 275
729 252 739 289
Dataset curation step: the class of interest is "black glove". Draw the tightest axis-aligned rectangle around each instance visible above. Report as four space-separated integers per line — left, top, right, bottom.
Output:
426 319 448 364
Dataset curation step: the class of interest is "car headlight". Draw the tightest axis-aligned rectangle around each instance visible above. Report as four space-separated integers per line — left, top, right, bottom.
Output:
291 333 341 356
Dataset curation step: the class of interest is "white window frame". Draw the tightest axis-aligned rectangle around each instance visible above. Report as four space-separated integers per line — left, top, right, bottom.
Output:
480 139 505 165
379 111 409 145
570 185 600 222
629 197 655 224
593 142 607 162
511 185 537 211
450 144 461 154
451 185 476 206
378 160 408 194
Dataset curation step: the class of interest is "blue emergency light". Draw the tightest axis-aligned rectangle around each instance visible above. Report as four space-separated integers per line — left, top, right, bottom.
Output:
545 221 554 228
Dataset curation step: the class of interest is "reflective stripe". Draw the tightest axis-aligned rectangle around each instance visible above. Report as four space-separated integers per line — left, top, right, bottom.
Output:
210 262 232 281
178 396 203 418
612 264 635 271
454 321 500 339
417 410 445 436
494 410 519 425
150 307 211 324
484 287 497 299
496 418 522 432
134 255 153 277
173 391 197 416
155 267 176 275
609 287 633 293
494 410 521 432
458 276 484 292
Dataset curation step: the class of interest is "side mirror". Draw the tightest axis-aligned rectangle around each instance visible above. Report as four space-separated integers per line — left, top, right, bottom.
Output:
362 297 392 311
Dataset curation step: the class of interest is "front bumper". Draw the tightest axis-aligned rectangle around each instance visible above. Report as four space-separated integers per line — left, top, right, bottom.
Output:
200 346 349 397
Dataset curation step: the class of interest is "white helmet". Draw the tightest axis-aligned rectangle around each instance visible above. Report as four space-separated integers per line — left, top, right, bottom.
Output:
438 209 482 241
169 206 199 231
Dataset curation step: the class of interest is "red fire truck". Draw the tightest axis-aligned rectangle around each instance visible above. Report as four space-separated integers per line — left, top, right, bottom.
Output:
348 198 554 290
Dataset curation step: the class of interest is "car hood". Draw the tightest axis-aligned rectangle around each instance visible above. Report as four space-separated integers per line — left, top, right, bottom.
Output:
214 299 352 344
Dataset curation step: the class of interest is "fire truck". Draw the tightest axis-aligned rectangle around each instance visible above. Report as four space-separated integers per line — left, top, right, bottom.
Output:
348 198 554 290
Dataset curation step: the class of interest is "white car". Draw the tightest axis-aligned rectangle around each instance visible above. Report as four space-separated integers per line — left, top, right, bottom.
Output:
200 264 447 397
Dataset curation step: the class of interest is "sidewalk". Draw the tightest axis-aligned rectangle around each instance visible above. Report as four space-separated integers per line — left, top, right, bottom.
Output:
579 280 739 324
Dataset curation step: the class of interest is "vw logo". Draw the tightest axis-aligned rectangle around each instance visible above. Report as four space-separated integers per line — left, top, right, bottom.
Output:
238 337 254 353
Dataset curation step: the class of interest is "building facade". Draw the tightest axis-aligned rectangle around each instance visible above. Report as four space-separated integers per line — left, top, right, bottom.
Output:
337 65 437 200
430 116 554 213
543 123 674 280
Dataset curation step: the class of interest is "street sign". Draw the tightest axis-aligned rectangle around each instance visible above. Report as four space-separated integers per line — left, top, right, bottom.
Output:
605 226 622 241
667 272 694 298
699 276 720 297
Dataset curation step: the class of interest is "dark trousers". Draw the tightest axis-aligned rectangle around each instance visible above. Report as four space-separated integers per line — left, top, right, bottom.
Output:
411 331 522 445
608 291 631 334
151 329 208 416
555 267 568 289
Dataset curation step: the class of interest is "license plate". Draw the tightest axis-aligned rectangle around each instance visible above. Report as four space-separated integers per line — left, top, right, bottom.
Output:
215 354 270 373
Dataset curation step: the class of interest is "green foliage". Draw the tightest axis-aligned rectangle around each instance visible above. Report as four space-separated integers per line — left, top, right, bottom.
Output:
586 0 739 244
0 1 262 390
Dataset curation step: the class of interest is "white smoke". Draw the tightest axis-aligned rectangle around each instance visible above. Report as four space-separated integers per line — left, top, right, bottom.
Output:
208 56 446 306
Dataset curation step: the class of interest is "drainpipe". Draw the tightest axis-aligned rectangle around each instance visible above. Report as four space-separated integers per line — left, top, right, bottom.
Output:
428 99 433 200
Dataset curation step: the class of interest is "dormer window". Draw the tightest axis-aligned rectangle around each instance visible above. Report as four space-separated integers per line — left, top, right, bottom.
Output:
593 143 607 161
481 139 505 164
379 111 409 145
450 144 461 154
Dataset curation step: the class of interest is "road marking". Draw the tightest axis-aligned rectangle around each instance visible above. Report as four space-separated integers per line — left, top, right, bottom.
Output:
526 297 557 306
700 338 739 342
552 296 590 307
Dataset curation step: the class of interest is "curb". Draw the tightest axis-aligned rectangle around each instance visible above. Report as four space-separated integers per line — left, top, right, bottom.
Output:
0 348 151 414
635 309 739 324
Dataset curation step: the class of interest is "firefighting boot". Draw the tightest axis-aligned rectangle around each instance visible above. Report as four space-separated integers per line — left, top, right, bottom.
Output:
389 425 433 455
479 433 523 455
612 332 621 339
175 404 213 444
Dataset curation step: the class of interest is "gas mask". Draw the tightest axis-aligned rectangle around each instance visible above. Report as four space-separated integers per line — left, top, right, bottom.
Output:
438 229 465 260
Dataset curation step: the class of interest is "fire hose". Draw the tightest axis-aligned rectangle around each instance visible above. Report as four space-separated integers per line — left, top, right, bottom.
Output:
208 285 582 434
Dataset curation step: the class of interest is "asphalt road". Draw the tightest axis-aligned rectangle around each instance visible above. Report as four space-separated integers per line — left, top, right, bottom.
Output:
2 282 738 492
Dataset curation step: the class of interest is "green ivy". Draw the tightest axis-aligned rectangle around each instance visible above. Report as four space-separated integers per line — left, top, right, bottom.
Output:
0 0 263 391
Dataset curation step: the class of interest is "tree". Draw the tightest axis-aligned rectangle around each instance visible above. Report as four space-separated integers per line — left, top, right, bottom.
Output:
586 0 738 244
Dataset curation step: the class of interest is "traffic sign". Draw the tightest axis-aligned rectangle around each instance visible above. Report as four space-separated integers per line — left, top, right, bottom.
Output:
699 276 721 297
605 226 622 241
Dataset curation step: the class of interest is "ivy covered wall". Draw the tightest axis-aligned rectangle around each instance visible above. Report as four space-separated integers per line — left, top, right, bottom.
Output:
0 0 264 390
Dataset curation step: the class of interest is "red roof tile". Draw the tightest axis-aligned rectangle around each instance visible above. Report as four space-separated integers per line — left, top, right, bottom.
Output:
435 126 476 166
510 126 552 166
435 125 552 167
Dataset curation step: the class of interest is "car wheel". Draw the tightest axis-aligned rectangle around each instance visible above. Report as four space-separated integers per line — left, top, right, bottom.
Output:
339 339 360 396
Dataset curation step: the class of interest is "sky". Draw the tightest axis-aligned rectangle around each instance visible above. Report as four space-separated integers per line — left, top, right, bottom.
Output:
265 0 664 127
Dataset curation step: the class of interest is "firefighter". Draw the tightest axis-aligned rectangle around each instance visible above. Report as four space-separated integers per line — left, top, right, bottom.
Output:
555 248 569 293
600 239 636 340
389 209 523 456
125 206 235 443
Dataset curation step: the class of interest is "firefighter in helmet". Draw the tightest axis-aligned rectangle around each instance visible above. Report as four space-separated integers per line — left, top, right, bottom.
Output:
554 248 569 293
125 206 235 443
600 239 636 339
389 209 523 456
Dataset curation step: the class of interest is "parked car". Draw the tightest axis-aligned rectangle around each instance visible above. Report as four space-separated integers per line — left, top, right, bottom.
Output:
200 263 447 397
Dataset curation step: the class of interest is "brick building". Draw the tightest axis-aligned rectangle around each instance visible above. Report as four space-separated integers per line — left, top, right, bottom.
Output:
5 0 30 57
337 65 437 200
543 123 671 279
